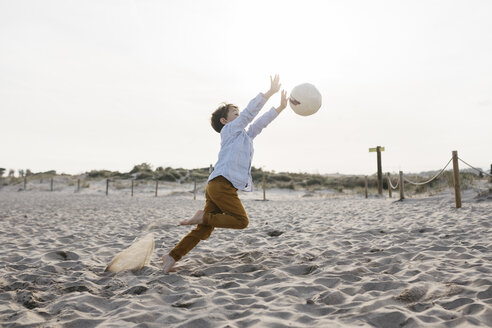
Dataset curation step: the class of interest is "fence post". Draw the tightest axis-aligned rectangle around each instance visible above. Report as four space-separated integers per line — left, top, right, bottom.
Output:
193 177 197 200
452 150 462 209
399 171 404 200
155 179 159 197
50 178 53 192
377 146 383 195
364 176 368 198
263 174 266 201
387 173 392 198
106 179 109 196
77 179 80 192
24 177 27 191
131 179 134 197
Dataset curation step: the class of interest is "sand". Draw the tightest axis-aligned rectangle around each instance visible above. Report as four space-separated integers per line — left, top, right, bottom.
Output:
0 187 491 327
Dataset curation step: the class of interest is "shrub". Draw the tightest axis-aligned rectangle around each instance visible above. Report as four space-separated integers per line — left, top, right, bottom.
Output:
166 169 181 180
251 171 264 181
306 177 324 186
175 168 188 177
38 170 56 176
190 172 209 182
158 173 177 182
339 176 366 189
87 170 112 178
273 181 296 190
111 171 132 179
130 163 153 174
136 172 154 180
268 174 292 182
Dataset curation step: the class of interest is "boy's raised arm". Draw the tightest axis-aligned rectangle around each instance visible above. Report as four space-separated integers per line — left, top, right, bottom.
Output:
247 89 288 139
227 75 282 132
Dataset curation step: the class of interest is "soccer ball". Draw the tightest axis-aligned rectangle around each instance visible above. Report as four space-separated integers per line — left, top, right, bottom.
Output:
289 83 322 116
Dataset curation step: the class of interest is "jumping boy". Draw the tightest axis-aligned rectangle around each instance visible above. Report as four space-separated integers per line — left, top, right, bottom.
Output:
162 75 288 273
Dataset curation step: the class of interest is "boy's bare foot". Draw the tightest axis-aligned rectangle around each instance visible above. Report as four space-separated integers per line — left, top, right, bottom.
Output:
179 210 204 225
162 254 176 273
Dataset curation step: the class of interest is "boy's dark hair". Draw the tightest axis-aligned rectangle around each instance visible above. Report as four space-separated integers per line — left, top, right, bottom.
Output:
211 103 237 133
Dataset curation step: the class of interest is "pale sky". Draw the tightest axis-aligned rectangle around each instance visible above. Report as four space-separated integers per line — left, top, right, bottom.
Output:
1 0 491 176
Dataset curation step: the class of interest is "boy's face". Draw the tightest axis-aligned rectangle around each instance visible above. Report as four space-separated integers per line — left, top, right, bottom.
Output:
220 106 239 125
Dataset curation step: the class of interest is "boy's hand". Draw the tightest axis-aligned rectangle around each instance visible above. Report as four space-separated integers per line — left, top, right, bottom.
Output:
264 74 281 99
275 90 288 114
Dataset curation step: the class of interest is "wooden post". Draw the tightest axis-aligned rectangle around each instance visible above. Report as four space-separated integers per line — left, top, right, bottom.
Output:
387 173 392 198
131 179 134 197
452 150 462 208
155 180 159 197
364 176 368 198
193 177 197 200
263 174 266 201
24 176 27 191
50 178 53 192
377 146 383 195
77 179 80 192
369 146 385 195
399 171 404 200
106 179 109 196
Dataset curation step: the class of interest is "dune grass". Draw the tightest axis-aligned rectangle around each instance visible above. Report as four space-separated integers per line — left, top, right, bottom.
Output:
1 164 488 197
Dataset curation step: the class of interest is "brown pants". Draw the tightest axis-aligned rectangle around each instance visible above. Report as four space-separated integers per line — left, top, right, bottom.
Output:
169 176 249 261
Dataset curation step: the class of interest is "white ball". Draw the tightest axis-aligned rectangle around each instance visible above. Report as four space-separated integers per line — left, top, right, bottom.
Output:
289 83 322 116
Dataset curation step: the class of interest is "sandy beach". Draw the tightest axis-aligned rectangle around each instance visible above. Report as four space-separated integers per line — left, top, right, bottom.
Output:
0 187 491 327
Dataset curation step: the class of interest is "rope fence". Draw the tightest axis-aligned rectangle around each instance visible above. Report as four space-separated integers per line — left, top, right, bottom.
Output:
459 157 492 177
403 158 453 186
388 176 399 190
380 150 491 208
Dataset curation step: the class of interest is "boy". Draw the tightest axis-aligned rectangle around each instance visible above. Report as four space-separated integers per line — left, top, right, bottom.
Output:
162 75 288 273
